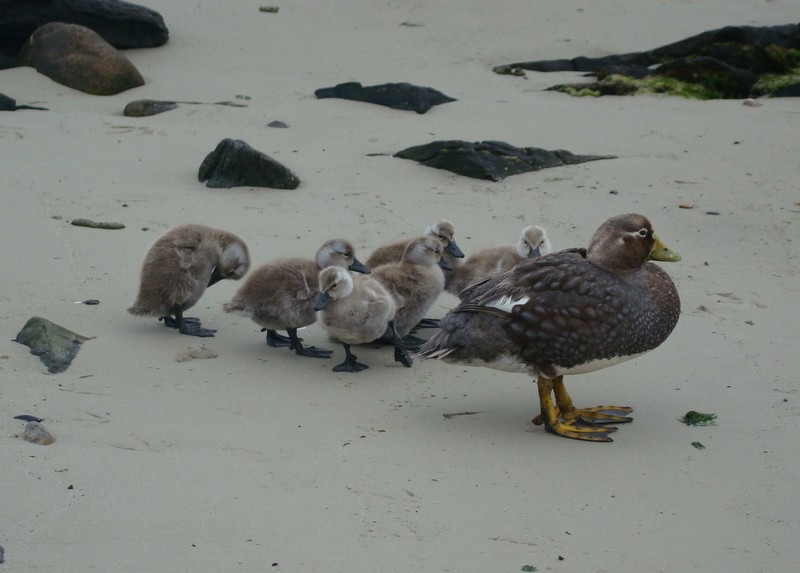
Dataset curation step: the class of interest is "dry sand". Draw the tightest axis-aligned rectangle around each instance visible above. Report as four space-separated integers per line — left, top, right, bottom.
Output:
1 1 799 571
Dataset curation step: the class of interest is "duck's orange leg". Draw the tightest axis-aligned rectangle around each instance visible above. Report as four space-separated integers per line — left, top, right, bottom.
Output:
535 376 617 442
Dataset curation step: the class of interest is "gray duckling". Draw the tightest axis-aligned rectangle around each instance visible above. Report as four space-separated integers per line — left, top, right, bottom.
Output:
371 236 450 347
447 224 551 298
224 239 369 358
314 266 411 372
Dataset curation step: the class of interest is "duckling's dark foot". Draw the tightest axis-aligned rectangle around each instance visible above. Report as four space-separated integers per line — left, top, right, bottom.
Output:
179 323 217 337
287 328 332 358
333 344 368 372
415 317 441 329
265 329 294 348
160 316 201 329
400 333 426 350
394 346 413 367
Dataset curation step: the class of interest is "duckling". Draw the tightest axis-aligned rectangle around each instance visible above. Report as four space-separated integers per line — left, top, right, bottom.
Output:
223 239 369 358
417 213 681 442
366 219 465 269
128 224 250 337
314 266 411 372
371 236 449 346
447 224 551 298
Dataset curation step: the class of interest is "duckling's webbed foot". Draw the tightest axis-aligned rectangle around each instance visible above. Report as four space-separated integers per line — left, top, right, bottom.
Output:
333 344 369 372
265 329 295 348
394 346 413 367
287 328 332 358
164 306 216 337
414 317 441 329
160 316 201 329
389 321 413 367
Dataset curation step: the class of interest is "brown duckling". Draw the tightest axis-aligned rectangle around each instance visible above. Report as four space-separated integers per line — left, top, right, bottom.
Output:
371 236 449 346
417 213 681 442
128 224 250 337
223 239 369 358
446 224 551 298
314 266 411 372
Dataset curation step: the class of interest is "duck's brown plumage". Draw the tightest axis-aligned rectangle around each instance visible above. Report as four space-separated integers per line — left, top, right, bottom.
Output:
418 213 681 442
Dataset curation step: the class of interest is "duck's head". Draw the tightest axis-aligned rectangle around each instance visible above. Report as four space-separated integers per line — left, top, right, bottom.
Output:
586 213 681 273
426 219 465 258
209 239 250 286
317 239 370 274
403 236 451 269
516 225 552 258
314 266 354 311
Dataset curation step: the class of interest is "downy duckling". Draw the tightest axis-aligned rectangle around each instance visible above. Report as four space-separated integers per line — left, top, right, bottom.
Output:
417 213 681 442
371 236 449 346
128 224 250 337
223 239 369 358
366 219 465 269
314 266 411 372
447 224 551 298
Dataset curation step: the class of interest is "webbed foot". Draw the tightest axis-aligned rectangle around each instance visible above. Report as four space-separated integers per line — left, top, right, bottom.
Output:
287 328 332 358
265 329 294 348
333 344 368 372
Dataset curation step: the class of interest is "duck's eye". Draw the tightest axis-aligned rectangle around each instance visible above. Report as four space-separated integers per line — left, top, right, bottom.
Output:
637 228 648 237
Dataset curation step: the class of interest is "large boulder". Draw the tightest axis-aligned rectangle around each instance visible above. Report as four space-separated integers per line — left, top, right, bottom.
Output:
18 22 145 95
0 0 168 63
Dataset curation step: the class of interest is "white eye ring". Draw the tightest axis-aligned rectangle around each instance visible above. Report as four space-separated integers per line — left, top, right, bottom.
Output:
638 228 648 237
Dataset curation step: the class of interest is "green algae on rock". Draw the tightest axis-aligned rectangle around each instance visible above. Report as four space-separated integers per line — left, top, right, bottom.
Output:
14 316 92 373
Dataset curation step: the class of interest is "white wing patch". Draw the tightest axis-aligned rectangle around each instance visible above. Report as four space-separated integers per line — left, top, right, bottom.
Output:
485 295 529 313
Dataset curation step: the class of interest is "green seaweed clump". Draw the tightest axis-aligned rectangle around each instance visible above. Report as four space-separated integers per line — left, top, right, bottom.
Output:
754 66 800 95
680 411 718 426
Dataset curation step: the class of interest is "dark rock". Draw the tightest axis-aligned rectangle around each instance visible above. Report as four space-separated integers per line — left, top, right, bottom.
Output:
773 83 800 97
0 92 48 110
18 22 145 95
395 140 615 181
315 81 456 113
654 56 757 98
0 0 168 61
503 23 800 99
198 138 301 189
14 316 92 373
124 98 179 116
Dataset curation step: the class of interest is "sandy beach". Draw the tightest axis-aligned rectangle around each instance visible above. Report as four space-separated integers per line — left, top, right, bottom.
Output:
2 1 799 571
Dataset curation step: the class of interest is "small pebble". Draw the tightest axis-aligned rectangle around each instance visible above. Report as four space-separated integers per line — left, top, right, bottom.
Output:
22 421 55 445
742 98 762 107
71 218 125 230
259 6 279 12
678 203 695 209
267 120 289 128
705 211 720 216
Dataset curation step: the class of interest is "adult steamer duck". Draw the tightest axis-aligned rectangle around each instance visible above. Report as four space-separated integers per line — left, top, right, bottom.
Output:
417 213 681 442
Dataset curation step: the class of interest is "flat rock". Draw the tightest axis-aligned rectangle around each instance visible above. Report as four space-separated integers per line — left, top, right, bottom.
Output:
198 138 301 189
395 140 615 181
14 316 92 373
0 0 168 63
124 99 179 116
315 81 456 113
18 22 145 95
